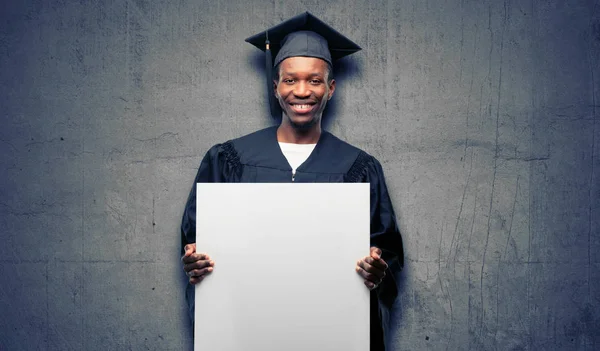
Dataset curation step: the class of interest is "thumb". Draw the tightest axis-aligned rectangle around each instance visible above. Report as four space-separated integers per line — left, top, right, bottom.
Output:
371 247 382 259
184 243 196 256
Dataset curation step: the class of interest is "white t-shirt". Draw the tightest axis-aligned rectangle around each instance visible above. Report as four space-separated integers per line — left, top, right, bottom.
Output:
278 142 317 174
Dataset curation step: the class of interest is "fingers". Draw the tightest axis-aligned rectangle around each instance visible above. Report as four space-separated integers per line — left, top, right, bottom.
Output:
355 264 381 290
185 259 214 285
364 255 388 271
356 248 387 290
181 243 215 285
356 260 385 280
355 259 385 283
367 246 388 270
182 251 211 264
364 280 377 290
189 270 211 285
187 266 213 279
184 257 215 273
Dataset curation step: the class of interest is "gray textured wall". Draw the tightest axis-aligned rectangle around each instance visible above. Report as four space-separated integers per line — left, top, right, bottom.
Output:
1 0 598 350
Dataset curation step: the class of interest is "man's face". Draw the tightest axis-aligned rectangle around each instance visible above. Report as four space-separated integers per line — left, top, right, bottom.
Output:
274 57 336 129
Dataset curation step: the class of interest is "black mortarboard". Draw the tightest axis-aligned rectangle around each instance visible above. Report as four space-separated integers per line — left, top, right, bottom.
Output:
245 12 362 119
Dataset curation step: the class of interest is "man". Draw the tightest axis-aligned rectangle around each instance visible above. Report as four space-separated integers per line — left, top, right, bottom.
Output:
180 12 404 350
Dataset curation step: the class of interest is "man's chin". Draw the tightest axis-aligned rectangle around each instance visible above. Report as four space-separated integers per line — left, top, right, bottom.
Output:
286 113 319 129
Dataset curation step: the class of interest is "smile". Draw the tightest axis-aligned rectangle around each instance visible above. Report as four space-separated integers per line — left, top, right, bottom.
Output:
290 103 315 113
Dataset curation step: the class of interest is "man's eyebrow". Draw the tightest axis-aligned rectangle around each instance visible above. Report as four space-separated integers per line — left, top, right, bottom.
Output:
281 72 325 77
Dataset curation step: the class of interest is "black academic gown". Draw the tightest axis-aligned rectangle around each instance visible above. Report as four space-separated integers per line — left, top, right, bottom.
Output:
181 126 404 350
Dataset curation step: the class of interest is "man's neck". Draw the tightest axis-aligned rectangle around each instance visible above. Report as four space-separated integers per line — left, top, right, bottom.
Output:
277 119 321 144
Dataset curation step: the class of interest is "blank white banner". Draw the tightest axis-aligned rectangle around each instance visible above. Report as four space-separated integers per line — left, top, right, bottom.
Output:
194 183 370 351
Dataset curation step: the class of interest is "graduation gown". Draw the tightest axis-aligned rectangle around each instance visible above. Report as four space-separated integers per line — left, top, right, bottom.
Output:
181 126 404 350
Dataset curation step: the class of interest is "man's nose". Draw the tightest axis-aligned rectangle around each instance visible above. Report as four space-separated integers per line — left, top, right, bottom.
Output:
293 82 311 98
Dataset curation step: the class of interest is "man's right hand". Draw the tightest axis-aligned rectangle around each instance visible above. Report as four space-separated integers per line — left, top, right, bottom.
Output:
181 243 214 285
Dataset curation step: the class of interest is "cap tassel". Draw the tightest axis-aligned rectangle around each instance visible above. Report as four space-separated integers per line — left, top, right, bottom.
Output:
265 31 278 119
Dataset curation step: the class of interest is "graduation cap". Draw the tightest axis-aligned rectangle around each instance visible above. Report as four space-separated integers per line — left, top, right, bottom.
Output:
245 12 362 119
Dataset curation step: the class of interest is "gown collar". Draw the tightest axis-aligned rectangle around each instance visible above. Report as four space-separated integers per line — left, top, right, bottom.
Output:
271 125 331 172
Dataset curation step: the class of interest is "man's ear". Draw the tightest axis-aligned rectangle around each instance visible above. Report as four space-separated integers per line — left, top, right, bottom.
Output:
328 79 336 100
273 80 279 98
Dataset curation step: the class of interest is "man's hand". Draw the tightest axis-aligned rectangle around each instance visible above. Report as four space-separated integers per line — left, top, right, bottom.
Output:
356 247 388 290
181 243 214 285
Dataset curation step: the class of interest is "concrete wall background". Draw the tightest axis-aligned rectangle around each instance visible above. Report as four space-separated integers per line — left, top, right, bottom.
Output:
1 0 598 350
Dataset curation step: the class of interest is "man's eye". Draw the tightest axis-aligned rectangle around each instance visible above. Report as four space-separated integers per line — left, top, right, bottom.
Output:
284 79 295 83
310 79 322 84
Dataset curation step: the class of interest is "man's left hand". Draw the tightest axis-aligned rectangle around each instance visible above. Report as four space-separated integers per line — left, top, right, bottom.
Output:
356 247 388 290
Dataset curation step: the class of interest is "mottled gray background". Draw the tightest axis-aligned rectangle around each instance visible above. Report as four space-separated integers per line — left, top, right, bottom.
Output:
1 0 598 350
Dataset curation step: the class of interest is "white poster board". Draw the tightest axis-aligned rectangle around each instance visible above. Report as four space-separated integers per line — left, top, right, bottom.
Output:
194 183 370 351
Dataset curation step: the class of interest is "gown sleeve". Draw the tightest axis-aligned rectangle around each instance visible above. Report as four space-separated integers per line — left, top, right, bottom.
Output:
365 156 405 310
180 141 242 256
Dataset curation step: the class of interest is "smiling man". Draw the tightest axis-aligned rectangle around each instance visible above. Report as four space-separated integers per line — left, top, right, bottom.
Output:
275 54 333 132
180 12 404 351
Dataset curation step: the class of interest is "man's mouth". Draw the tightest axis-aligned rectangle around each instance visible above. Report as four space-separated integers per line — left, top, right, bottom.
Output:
289 103 315 114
